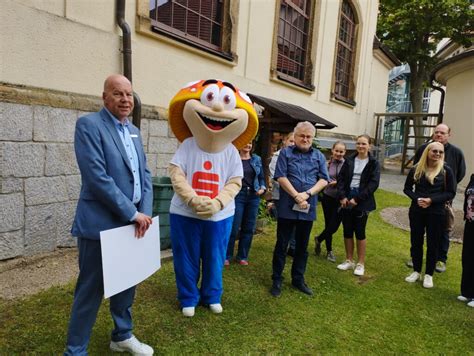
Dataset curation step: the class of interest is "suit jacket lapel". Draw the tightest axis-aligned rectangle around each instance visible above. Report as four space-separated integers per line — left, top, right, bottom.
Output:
100 109 133 173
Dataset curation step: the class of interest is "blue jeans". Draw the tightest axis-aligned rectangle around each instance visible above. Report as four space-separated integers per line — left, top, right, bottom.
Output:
226 188 261 261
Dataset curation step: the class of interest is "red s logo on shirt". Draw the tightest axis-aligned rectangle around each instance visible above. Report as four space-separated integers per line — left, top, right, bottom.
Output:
192 161 220 198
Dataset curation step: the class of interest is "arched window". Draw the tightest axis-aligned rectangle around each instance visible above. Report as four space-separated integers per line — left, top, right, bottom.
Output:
276 0 314 88
334 0 358 104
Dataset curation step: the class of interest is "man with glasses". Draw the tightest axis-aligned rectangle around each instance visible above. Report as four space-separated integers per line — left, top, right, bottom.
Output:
270 121 328 297
408 123 466 273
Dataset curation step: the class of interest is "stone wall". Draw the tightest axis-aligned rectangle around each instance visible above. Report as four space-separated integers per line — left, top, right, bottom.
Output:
0 84 177 260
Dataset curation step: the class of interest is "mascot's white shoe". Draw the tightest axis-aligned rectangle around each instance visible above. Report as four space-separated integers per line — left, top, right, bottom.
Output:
209 303 223 314
182 307 195 317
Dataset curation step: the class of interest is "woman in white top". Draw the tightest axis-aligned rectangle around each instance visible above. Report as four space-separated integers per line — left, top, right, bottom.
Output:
335 134 380 276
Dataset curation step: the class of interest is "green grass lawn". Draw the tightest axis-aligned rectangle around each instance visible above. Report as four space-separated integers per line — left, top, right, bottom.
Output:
1 190 472 354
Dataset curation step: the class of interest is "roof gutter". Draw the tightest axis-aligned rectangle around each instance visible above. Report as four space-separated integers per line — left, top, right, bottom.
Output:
116 0 142 128
429 79 445 123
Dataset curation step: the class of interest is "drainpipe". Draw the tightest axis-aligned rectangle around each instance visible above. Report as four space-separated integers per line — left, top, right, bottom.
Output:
429 75 445 123
116 0 142 128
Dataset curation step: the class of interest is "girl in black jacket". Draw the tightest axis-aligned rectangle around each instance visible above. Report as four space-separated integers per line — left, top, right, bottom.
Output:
336 134 380 277
403 141 455 288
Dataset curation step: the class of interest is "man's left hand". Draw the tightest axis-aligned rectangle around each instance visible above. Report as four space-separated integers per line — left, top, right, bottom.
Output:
294 192 308 204
135 213 153 238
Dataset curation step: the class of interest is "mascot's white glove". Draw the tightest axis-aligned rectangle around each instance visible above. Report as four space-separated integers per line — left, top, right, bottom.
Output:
169 164 242 218
188 195 211 210
193 176 242 218
194 198 222 219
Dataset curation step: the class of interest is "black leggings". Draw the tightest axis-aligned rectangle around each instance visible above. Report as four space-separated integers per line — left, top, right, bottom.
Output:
317 194 343 251
342 208 369 240
409 209 444 275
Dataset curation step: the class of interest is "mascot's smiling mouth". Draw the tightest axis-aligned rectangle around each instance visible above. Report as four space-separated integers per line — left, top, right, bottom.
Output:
198 112 236 131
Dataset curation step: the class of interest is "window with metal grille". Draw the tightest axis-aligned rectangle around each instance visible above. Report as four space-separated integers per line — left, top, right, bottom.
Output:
276 0 312 87
334 0 357 104
149 0 226 56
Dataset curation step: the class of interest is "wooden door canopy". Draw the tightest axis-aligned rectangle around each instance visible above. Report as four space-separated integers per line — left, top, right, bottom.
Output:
248 93 337 130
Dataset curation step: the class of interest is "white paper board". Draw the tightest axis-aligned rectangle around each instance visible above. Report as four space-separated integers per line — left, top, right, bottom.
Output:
100 216 161 298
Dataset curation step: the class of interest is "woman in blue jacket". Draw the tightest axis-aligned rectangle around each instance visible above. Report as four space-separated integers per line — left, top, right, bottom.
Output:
226 142 266 265
336 134 380 277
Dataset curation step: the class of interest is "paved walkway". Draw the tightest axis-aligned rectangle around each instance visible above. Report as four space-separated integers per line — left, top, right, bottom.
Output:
380 169 464 211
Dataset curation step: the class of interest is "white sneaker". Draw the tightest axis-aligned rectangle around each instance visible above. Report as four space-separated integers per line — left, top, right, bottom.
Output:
353 263 365 276
423 274 434 289
110 335 154 355
182 307 195 317
405 272 421 283
209 303 223 314
337 260 355 271
467 300 474 308
457 295 469 302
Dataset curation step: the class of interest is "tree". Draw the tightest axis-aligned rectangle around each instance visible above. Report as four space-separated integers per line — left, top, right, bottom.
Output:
377 0 472 145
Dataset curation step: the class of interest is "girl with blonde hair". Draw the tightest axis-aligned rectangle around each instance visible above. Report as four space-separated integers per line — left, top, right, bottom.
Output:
403 141 456 288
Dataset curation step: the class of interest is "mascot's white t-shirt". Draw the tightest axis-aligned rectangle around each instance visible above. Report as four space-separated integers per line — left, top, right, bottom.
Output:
170 137 243 221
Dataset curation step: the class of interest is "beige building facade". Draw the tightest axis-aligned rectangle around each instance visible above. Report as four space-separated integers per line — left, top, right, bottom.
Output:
432 41 474 188
0 0 397 259
2 0 394 134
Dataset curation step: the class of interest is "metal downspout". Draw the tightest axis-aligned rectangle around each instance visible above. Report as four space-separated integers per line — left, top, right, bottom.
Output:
116 0 142 128
429 75 445 123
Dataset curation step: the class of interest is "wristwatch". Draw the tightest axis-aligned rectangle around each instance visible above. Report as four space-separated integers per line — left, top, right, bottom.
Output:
305 190 312 196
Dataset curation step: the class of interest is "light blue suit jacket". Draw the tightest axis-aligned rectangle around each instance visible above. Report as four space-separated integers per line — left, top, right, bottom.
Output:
71 108 153 240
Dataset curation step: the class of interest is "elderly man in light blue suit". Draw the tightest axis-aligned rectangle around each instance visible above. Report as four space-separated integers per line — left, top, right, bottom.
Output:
65 74 154 355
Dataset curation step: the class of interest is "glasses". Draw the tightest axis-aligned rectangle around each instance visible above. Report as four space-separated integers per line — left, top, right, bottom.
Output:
431 149 444 155
434 131 449 135
297 134 314 140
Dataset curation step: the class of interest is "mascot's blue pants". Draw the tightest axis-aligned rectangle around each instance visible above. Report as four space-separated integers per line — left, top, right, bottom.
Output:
170 213 233 308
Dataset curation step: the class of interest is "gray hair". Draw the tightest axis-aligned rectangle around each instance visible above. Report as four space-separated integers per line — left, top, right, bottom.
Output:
294 121 316 136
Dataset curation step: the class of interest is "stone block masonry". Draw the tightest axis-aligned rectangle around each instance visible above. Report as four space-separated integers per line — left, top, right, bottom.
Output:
0 85 178 260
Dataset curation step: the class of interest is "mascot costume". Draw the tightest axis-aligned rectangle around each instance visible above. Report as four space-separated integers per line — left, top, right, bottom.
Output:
167 79 258 317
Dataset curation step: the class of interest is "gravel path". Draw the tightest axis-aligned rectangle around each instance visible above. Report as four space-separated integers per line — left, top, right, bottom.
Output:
0 248 78 300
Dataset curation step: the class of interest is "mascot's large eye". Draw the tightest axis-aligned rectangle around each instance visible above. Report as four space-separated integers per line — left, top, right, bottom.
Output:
200 84 220 108
219 87 236 111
